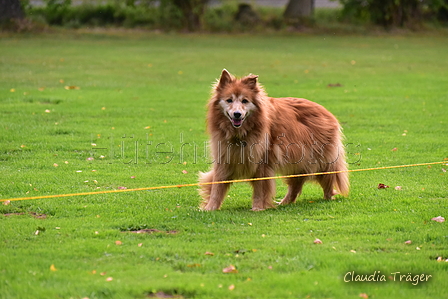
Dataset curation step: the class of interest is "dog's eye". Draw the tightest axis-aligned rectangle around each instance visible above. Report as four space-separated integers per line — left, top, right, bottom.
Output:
242 99 249 104
226 99 233 103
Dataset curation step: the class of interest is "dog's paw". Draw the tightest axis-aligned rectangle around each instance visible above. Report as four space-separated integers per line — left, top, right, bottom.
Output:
200 203 220 211
251 207 266 212
277 198 294 205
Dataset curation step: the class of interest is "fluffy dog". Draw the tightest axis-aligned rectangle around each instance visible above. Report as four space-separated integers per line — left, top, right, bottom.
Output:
199 69 349 211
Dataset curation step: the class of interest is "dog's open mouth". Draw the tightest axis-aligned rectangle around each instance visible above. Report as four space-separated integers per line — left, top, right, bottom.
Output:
231 118 244 128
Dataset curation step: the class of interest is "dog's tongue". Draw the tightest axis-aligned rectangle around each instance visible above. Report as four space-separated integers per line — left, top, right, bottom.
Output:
232 119 242 127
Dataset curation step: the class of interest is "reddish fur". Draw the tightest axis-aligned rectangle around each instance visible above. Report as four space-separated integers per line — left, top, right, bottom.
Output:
199 70 349 211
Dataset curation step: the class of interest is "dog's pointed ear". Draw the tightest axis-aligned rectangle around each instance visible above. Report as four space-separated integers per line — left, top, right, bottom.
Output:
217 69 233 89
242 74 259 90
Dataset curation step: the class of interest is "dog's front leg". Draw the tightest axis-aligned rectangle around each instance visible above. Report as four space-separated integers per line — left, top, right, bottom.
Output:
250 166 276 211
199 169 230 211
203 182 230 210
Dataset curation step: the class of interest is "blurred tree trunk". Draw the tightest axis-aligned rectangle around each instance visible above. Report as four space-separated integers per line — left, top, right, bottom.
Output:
0 0 24 22
171 0 208 31
284 0 314 19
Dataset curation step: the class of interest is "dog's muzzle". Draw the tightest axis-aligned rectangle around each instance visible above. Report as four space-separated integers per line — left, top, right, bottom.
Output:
228 112 245 128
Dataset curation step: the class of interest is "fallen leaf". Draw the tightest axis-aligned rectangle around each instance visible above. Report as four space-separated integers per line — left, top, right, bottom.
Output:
359 293 368 299
64 85 80 90
130 176 136 179
377 183 389 189
327 83 342 87
106 277 113 282
38 87 45 91
204 252 214 256
431 216 445 223
182 170 188 174
86 157 94 161
228 284 235 291
350 250 357 253
394 186 402 190
45 109 51 113
115 240 122 245
100 272 106 276
391 147 398 151
437 257 443 262
2 200 11 206
50 264 57 271
313 238 323 244
138 243 143 247
222 265 238 273
10 88 16 92
404 240 412 245
53 163 58 167
416 247 421 250
117 186 127 190
187 263 201 268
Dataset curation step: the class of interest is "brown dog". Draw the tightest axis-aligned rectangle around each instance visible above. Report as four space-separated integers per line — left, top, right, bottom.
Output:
199 69 349 211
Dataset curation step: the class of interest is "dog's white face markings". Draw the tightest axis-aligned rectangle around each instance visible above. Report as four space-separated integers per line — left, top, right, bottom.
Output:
219 94 257 128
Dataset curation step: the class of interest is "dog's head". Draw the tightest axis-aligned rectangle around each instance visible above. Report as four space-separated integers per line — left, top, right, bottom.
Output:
213 69 261 129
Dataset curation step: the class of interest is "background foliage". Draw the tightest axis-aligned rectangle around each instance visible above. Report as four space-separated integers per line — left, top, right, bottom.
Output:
13 0 448 32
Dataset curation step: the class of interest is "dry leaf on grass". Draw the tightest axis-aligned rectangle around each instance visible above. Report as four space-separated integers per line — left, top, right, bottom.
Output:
431 216 445 223
313 238 323 244
359 293 369 299
222 265 238 273
187 264 201 268
404 240 412 245
64 85 80 90
377 183 389 189
50 264 57 271
204 252 214 256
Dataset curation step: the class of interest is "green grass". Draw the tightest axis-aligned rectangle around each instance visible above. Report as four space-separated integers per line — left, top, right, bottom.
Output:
1 32 447 299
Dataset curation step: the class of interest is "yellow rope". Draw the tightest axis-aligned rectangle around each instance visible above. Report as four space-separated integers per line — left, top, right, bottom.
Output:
1 161 446 202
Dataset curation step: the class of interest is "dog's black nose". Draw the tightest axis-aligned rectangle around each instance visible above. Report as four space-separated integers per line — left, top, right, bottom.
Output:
233 112 242 119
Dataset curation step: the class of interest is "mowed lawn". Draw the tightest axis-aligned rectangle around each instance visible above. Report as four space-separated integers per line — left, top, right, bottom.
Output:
0 32 447 299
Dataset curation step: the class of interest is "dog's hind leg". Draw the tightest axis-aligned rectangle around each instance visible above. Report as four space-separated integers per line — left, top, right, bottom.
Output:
250 166 276 211
278 177 306 205
316 174 338 200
